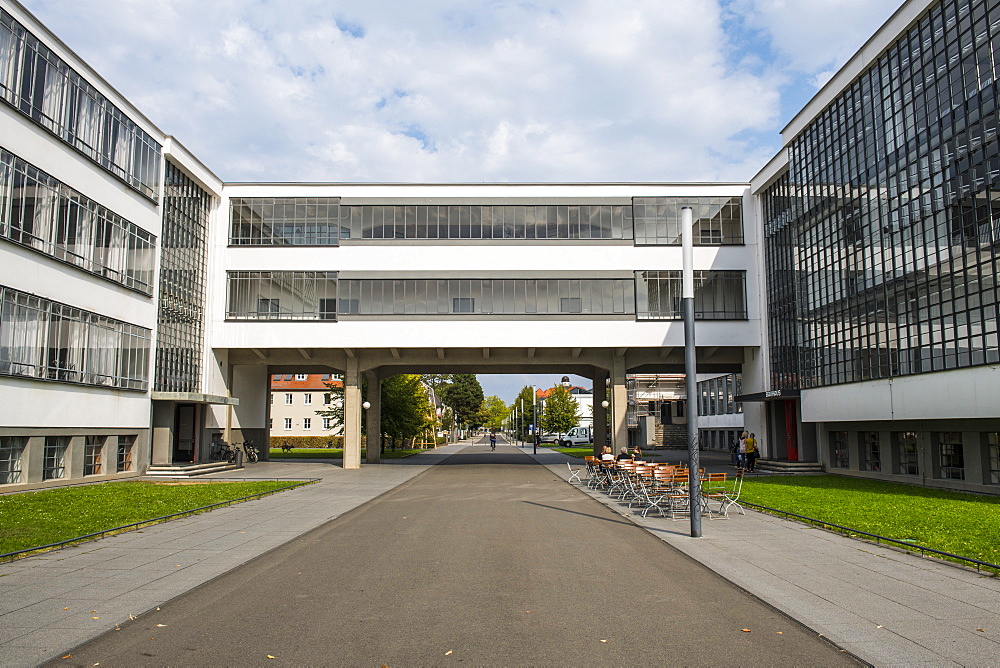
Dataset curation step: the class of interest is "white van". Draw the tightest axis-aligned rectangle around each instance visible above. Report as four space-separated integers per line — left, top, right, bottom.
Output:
559 426 592 446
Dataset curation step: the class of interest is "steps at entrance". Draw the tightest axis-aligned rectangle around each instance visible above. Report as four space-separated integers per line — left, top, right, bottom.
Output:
655 423 687 449
145 461 241 478
755 459 825 474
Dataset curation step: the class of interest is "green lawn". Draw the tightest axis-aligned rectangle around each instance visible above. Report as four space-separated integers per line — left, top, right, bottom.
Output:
267 448 423 460
741 475 1000 569
0 480 305 556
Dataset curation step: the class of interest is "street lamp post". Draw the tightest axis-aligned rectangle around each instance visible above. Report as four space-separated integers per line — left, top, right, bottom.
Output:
682 205 702 538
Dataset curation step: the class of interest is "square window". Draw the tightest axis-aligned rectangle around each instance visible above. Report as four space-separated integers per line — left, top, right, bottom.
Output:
43 436 68 480
0 436 27 484
84 436 104 476
452 297 475 314
117 436 134 472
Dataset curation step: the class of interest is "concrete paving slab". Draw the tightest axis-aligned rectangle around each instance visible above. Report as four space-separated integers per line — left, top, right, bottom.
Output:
532 447 1000 668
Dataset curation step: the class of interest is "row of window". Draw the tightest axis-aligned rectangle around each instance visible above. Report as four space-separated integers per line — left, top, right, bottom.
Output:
828 429 1000 485
228 197 744 245
696 373 743 416
270 417 333 430
273 392 334 405
0 147 156 294
225 272 749 320
0 434 135 484
0 9 161 199
154 161 210 394
0 285 150 390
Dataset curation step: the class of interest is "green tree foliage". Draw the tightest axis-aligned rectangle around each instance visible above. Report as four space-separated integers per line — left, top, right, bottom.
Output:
542 385 581 435
420 373 453 394
440 374 484 426
508 386 537 440
314 376 344 432
381 374 432 443
482 395 508 430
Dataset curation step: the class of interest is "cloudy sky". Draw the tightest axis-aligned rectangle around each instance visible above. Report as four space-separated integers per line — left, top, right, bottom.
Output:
24 0 902 185
23 0 902 402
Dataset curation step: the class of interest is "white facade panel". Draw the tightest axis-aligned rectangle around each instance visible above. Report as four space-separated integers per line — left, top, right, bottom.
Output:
210 319 760 350
0 376 150 428
801 365 1000 423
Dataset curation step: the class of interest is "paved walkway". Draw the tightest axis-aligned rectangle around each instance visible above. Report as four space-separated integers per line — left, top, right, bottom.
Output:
42 445 853 666
0 440 997 665
530 447 1000 666
0 444 466 667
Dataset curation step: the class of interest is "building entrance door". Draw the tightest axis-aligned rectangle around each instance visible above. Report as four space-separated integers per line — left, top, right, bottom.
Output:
173 404 197 463
785 400 799 462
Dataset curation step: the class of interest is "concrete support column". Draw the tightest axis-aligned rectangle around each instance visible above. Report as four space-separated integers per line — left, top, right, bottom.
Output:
343 357 362 469
364 370 382 464
151 402 175 465
611 355 628 452
592 371 608 456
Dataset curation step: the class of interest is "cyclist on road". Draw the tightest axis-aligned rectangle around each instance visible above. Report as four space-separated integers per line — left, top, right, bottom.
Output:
489 431 497 450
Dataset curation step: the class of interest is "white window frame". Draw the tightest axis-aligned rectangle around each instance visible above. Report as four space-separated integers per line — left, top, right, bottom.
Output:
303 417 311 430
284 418 292 430
304 393 312 405
285 393 293 405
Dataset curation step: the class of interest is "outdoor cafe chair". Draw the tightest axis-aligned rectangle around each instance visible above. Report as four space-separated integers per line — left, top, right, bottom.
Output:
717 469 747 518
567 461 584 484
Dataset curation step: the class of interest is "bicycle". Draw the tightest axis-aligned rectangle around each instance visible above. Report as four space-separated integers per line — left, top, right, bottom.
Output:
242 440 259 463
209 439 230 461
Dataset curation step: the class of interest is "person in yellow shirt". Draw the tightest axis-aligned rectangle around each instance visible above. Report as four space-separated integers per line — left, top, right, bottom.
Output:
744 433 759 472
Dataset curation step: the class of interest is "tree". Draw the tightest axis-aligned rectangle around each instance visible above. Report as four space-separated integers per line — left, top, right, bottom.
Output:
508 386 537 440
420 374 453 394
482 395 508 431
440 374 484 426
380 374 432 449
314 376 345 442
542 385 580 436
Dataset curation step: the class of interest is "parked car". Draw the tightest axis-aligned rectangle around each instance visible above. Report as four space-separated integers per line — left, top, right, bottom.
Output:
539 432 562 443
559 426 592 447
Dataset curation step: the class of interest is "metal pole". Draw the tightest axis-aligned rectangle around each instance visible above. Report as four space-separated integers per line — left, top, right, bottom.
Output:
682 206 702 537
532 386 538 454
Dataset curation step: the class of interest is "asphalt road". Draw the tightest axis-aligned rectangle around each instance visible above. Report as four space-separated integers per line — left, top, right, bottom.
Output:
48 446 859 667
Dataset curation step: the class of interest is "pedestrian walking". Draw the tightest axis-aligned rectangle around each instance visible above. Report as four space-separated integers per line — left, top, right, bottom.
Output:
745 432 759 472
738 431 748 469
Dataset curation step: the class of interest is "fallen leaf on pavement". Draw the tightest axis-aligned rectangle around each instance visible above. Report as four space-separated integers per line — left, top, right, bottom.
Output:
61 656 71 659
599 639 608 643
977 628 985 632
775 632 783 634
445 650 453 655
741 629 751 633
64 607 69 610
129 614 136 620
156 624 167 627
92 616 100 619
266 655 276 659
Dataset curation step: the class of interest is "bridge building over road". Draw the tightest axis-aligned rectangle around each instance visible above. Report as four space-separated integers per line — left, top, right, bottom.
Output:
207 183 765 467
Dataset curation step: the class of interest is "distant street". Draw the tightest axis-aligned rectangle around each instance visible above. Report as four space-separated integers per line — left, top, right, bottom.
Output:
49 446 857 666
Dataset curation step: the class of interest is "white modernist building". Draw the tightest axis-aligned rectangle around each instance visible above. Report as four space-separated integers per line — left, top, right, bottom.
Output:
2 0 999 495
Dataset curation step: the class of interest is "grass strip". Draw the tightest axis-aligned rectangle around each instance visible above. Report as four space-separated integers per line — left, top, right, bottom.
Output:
0 480 304 556
268 448 423 460
740 475 1000 570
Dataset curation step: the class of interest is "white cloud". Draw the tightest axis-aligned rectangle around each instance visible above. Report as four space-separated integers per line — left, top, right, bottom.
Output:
20 0 903 183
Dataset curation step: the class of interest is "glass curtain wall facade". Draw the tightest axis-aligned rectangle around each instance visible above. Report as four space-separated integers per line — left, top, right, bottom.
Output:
0 147 156 294
0 284 150 389
762 0 1000 390
154 162 210 393
226 273 749 320
635 270 747 320
0 9 161 199
229 197 743 245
